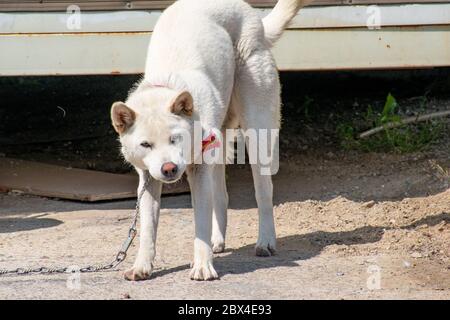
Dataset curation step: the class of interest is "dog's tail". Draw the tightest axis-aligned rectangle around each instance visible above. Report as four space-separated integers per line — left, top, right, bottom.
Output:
262 0 312 46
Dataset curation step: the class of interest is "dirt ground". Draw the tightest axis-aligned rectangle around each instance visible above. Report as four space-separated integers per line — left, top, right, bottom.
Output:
0 71 449 299
1 151 449 300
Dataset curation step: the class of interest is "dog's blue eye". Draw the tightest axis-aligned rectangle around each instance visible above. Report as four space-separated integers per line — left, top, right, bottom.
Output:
140 142 153 149
170 135 182 144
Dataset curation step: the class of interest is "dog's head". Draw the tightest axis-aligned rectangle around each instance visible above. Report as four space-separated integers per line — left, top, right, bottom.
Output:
111 87 194 183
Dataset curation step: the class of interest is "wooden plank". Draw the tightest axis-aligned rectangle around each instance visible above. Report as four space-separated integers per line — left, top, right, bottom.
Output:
0 158 189 202
0 0 449 11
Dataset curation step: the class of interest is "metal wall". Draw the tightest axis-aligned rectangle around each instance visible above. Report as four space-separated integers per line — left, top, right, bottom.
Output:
0 2 449 74
1 0 450 11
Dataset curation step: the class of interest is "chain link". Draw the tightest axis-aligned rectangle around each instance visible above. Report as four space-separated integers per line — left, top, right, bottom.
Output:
0 172 150 277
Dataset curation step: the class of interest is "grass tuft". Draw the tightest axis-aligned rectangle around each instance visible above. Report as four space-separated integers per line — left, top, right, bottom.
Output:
337 93 446 153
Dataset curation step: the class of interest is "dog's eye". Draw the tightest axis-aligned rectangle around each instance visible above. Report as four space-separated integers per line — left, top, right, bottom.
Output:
140 141 153 149
170 135 182 145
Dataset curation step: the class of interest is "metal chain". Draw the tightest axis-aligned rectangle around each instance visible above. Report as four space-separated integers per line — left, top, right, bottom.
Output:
0 173 150 276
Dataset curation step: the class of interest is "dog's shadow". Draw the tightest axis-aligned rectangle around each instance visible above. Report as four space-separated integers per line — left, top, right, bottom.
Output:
152 212 449 278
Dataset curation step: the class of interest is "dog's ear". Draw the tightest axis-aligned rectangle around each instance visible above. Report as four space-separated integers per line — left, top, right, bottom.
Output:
111 102 136 135
170 91 193 116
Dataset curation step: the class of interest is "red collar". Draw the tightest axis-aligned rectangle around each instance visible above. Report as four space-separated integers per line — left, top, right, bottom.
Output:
202 132 220 153
149 84 167 88
141 80 168 90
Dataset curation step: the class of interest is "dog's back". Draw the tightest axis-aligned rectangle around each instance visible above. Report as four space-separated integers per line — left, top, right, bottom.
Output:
145 0 311 74
145 0 310 109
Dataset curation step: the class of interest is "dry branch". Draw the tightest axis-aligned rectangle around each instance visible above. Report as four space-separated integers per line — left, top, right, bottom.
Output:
358 110 450 139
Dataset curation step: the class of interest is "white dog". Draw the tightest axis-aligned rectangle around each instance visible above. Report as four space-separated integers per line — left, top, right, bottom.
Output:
111 0 311 281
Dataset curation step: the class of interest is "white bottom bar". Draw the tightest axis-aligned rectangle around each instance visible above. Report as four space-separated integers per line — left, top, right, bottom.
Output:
0 26 449 75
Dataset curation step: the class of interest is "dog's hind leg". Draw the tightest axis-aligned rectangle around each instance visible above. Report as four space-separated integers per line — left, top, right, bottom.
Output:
211 162 228 253
236 49 281 257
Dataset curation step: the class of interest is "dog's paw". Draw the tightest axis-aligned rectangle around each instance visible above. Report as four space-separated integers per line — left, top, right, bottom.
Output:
255 237 276 257
124 265 153 281
189 262 219 281
212 241 225 254
211 232 226 253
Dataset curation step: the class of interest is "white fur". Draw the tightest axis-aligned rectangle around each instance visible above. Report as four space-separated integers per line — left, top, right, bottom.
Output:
263 0 312 45
113 0 308 281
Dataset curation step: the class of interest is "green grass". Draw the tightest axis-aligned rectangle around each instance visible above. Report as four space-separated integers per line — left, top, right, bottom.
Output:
337 93 445 153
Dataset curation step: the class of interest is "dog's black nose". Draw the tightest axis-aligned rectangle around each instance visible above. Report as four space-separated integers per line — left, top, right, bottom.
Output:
161 162 178 178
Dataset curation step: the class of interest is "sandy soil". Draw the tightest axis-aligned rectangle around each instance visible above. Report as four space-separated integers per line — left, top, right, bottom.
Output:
1 71 449 299
0 151 449 300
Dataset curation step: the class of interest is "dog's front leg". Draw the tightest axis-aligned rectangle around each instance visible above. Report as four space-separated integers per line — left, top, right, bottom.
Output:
187 164 219 281
124 169 162 281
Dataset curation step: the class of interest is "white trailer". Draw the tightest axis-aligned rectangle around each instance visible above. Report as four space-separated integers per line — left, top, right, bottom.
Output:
0 0 449 75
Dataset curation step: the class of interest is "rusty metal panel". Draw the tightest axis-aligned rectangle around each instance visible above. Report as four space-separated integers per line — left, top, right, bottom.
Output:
0 1 173 12
0 2 449 75
280 4 450 29
1 0 450 11
272 26 450 70
1 4 449 34
0 11 162 33
1 25 449 75
0 32 149 75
